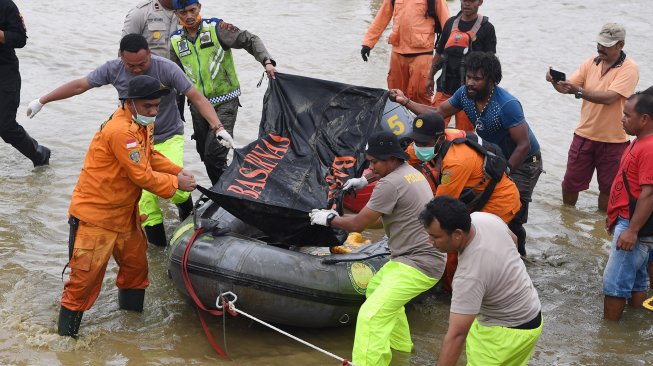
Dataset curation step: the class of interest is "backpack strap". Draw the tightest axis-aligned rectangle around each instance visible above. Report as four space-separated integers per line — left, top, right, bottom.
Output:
469 14 485 36
450 134 507 212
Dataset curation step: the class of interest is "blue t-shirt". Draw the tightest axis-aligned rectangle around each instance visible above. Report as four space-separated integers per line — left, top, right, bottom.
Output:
86 55 192 144
448 86 540 159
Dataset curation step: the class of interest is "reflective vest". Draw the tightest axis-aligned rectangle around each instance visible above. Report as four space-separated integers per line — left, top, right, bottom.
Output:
171 18 241 106
441 14 487 94
407 128 467 193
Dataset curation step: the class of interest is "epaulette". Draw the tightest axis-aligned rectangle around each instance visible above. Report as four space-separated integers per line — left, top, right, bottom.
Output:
136 0 151 9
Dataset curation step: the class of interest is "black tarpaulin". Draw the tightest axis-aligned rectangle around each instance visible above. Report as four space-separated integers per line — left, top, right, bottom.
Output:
207 73 388 247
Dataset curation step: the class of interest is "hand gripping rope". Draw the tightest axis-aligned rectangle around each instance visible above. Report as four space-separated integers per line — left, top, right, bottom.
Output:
217 292 355 366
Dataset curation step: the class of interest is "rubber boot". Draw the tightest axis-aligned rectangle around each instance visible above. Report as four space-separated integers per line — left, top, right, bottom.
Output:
144 223 167 247
57 305 83 338
34 145 51 166
12 135 51 167
176 196 193 222
118 289 145 312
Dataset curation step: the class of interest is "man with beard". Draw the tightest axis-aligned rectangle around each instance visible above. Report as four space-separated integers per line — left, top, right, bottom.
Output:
170 0 277 185
546 23 639 212
390 51 542 257
25 34 232 248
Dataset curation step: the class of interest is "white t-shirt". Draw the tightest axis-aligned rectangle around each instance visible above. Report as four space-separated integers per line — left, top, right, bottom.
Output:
451 212 541 327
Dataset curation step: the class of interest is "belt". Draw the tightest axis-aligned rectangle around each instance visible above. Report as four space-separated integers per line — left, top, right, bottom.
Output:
524 152 541 164
509 311 542 330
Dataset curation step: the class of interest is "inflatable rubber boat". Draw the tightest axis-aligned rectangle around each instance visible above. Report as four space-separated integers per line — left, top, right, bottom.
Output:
167 200 390 328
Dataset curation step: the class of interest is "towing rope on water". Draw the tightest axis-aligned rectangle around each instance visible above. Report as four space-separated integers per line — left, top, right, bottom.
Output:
181 225 355 365
217 292 355 366
181 227 236 360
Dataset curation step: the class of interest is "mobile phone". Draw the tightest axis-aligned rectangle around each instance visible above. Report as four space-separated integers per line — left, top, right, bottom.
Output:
549 68 566 83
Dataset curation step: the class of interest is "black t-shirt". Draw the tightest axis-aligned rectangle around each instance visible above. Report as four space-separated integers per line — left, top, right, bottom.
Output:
435 16 496 94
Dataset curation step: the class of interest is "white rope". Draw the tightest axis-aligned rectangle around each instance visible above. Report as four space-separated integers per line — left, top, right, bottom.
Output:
217 292 355 366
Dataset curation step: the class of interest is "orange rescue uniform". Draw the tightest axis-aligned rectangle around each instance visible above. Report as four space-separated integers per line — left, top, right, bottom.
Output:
362 0 450 105
406 130 521 293
62 106 182 311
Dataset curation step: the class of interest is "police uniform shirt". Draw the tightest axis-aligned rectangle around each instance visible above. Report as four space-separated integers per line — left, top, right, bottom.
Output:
122 0 179 59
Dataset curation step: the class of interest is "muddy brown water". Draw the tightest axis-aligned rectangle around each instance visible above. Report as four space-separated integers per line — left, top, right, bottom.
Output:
1 0 652 364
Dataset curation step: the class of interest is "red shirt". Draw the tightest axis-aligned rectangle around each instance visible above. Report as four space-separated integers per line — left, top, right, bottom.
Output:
607 134 653 230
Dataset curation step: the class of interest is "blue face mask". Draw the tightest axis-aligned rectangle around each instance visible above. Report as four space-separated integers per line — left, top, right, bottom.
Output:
131 100 156 126
414 145 436 162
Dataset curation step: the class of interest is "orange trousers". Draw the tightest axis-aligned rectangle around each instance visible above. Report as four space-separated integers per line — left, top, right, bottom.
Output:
433 91 475 131
387 52 433 106
61 214 149 311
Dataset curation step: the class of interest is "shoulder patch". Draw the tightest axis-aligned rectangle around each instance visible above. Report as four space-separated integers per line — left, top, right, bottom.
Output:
129 150 141 164
440 170 453 185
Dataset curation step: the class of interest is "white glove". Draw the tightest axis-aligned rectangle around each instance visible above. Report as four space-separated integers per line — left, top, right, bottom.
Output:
26 99 44 119
309 209 338 226
216 129 234 149
342 176 368 191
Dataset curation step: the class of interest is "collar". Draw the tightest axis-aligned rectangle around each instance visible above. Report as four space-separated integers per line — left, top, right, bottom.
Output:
593 50 626 68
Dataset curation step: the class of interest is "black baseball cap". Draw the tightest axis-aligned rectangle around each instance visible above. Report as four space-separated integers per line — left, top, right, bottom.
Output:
120 75 170 100
408 112 445 143
365 131 410 161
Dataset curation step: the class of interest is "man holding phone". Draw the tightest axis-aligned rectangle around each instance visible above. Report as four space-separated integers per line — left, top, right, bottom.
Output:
546 23 639 211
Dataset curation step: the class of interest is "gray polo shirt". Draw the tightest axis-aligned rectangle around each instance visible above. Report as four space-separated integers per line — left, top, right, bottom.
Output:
366 162 446 279
87 55 192 144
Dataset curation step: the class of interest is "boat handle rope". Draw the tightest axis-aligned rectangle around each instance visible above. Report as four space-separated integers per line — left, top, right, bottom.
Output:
321 251 391 265
181 227 237 360
217 292 356 366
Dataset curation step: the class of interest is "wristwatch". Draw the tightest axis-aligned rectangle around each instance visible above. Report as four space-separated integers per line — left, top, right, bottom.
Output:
263 57 276 67
326 213 337 226
575 87 583 99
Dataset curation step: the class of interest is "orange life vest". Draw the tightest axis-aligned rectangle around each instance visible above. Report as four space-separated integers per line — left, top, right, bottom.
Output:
441 14 487 94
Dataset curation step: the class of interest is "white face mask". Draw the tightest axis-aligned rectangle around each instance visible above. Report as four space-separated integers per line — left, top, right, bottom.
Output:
131 100 156 126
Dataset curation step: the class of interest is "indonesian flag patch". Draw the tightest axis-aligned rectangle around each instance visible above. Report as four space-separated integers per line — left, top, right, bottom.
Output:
126 138 138 149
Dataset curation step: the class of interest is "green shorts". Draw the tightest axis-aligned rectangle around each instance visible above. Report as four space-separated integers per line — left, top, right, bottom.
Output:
466 316 543 366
